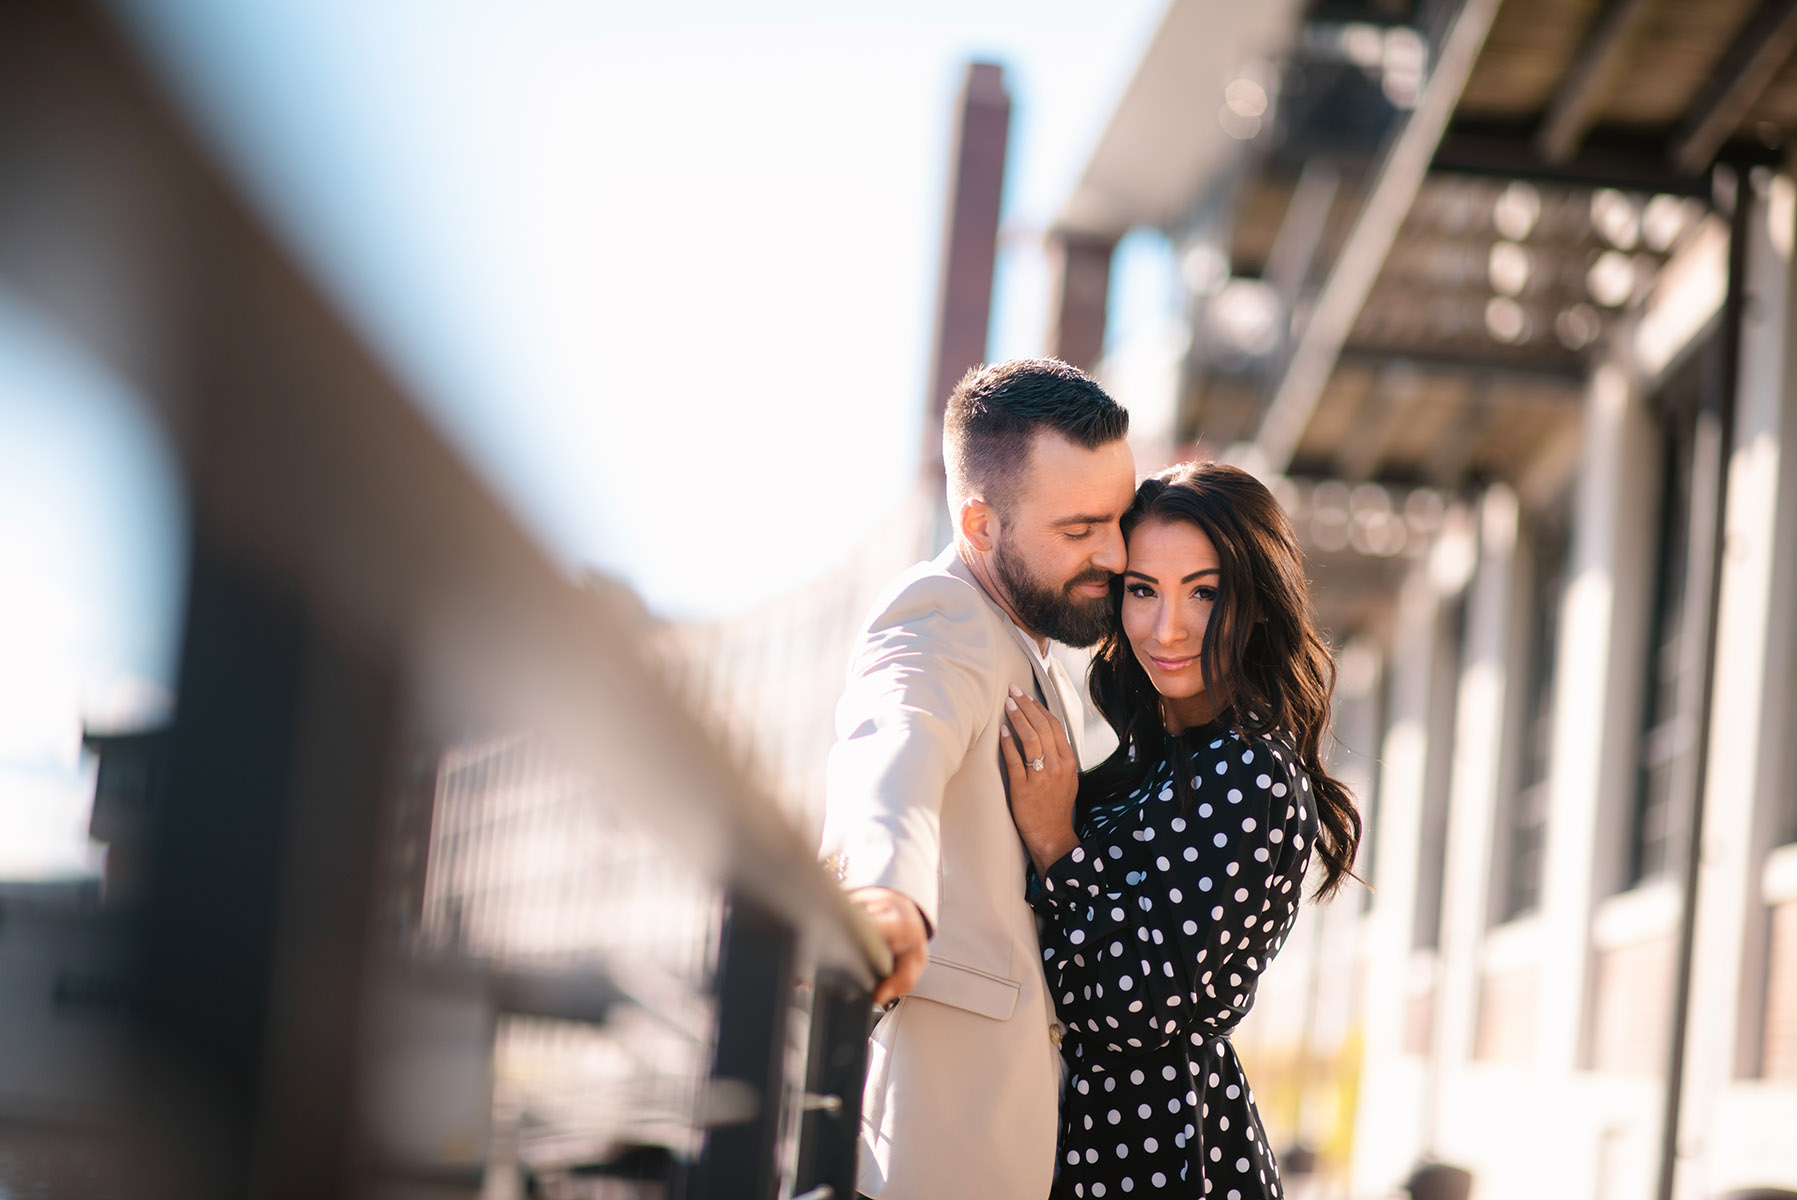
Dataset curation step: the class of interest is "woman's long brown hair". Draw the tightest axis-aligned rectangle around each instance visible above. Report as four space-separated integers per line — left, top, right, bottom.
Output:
1083 461 1362 898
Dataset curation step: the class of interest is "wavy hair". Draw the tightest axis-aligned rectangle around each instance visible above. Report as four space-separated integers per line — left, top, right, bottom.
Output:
1082 461 1361 898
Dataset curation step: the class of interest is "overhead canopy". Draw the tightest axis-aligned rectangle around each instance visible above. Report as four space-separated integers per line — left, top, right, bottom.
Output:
1062 0 1793 498
1054 0 1307 240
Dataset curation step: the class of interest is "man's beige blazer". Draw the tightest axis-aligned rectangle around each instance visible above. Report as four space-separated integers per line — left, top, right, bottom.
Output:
820 546 1085 1200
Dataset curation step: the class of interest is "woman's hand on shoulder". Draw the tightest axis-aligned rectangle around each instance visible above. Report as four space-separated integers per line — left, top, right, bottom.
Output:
1000 686 1080 875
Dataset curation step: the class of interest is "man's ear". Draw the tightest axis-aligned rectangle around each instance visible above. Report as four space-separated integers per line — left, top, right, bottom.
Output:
959 496 998 551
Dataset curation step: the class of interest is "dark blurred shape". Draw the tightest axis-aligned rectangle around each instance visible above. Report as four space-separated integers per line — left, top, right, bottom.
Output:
82 727 172 904
1278 1142 1319 1176
921 61 1011 490
0 2 886 1198
1403 1161 1473 1200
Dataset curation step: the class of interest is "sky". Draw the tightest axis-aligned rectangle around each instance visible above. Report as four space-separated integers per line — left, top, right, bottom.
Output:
0 1 1176 877
113 0 1174 618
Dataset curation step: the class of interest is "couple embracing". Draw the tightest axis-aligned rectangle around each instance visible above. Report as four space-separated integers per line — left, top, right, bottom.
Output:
821 359 1361 1200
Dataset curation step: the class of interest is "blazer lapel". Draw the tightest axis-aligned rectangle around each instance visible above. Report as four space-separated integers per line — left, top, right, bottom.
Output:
940 547 1082 751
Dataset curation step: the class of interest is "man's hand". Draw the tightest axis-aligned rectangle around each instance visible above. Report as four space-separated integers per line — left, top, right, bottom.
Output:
850 886 929 1007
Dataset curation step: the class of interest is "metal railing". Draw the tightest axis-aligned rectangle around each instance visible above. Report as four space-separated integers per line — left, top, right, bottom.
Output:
0 2 887 1197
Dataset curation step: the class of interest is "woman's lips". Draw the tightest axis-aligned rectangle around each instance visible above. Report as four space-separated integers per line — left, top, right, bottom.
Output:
1149 654 1196 671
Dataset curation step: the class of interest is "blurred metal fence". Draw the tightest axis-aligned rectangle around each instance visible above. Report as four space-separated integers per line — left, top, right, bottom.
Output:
0 2 888 1197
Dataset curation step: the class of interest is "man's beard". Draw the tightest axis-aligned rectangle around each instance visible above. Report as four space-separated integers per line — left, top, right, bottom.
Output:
992 536 1115 649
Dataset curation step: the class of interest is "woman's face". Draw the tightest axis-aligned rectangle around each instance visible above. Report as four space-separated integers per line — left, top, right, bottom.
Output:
1122 517 1223 732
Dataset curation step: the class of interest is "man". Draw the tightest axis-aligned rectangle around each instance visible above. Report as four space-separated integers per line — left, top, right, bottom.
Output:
820 358 1135 1198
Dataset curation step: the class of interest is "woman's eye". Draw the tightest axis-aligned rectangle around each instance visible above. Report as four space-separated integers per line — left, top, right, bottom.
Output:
1195 586 1218 602
1125 583 1154 599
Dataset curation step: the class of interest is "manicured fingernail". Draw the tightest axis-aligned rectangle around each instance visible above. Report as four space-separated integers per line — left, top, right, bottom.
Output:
1006 697 1017 711
1008 684 1023 697
1000 726 1010 737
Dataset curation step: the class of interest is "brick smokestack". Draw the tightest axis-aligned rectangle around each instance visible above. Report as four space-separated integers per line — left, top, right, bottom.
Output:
921 61 1011 489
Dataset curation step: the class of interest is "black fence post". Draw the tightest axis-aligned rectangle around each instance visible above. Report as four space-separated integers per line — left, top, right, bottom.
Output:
692 895 796 1200
791 969 875 1200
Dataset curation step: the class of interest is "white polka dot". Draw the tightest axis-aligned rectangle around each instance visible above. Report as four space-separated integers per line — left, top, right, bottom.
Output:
1151 1173 1166 1188
1199 877 1213 891
1171 817 1186 832
1183 920 1197 934
1070 929 1085 944
1108 845 1123 859
1237 1158 1250 1172
1108 1108 1121 1124
1169 887 1183 903
1137 1103 1152 1118
1122 1181 1134 1194
1115 1143 1129 1158
1078 1078 1090 1093
1213 833 1228 847
1255 847 1270 862
1198 803 1213 817
1156 856 1170 871
1241 818 1256 832
1071 847 1085 862
1256 774 1271 788
1183 846 1199 862
1227 788 1243 803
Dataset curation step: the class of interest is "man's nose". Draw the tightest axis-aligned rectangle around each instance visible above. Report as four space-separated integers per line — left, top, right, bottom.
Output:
1093 525 1126 576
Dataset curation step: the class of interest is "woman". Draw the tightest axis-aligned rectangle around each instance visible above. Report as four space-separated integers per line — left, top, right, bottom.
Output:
999 461 1360 1199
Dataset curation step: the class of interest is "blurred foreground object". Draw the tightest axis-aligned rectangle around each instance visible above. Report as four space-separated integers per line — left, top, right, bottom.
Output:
0 2 886 1198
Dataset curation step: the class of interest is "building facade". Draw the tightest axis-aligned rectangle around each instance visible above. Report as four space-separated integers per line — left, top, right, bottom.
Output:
1049 2 1797 1197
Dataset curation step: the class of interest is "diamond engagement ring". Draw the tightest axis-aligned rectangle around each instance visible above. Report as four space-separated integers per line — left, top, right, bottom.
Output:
1027 755 1046 772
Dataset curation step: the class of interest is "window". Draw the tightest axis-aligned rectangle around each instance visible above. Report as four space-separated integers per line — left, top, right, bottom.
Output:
1501 514 1568 919
1629 379 1700 887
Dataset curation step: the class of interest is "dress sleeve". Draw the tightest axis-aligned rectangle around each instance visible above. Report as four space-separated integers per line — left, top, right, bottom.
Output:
1036 733 1315 1054
819 573 1000 934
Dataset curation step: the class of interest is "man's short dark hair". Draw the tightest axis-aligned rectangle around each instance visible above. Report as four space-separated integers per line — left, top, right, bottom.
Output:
943 358 1129 512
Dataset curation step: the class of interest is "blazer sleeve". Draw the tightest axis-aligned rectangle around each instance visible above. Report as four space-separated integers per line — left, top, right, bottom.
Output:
820 572 1001 934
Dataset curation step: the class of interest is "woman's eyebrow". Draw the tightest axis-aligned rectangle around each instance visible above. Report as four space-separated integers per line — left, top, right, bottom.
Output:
1123 568 1220 584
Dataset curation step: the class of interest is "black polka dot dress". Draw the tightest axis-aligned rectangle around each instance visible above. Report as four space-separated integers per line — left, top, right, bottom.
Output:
1028 717 1317 1199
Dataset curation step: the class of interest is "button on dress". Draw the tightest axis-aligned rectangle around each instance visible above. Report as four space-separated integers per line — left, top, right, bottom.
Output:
1028 718 1317 1199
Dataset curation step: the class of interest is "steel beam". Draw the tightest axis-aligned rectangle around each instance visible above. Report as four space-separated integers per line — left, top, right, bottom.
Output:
1241 0 1503 476
1436 122 1717 196
1670 0 1797 173
1535 0 1659 163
